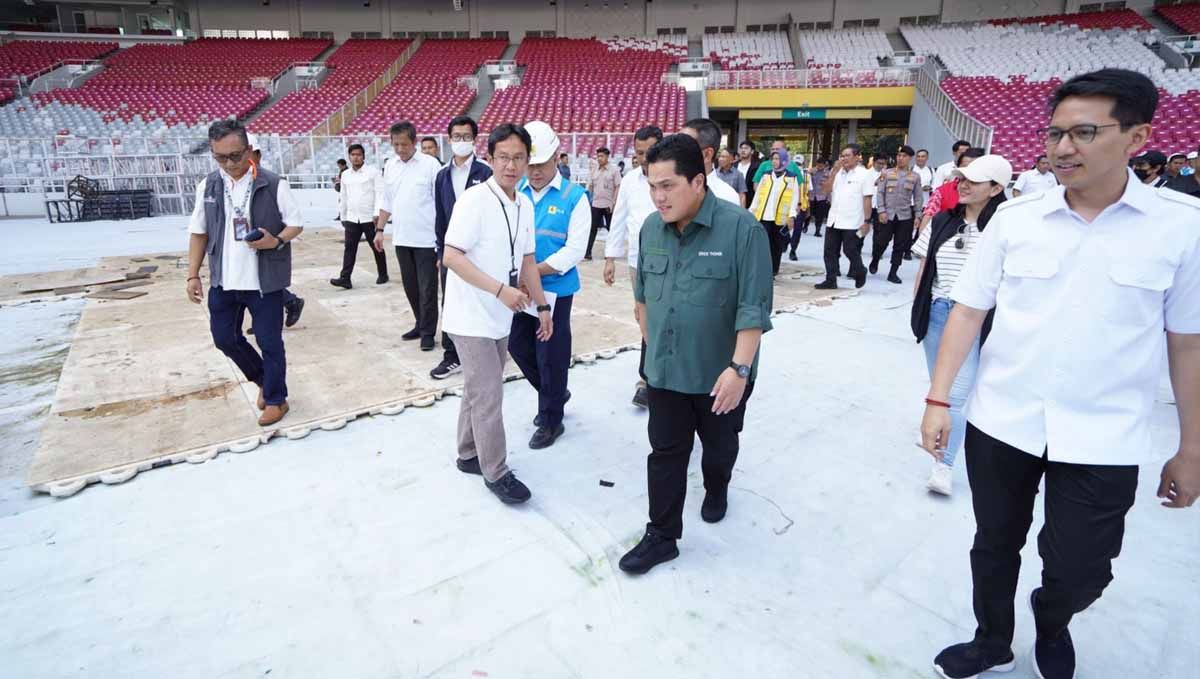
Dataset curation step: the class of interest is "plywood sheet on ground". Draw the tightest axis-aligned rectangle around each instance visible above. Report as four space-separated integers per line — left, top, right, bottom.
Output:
18 229 840 492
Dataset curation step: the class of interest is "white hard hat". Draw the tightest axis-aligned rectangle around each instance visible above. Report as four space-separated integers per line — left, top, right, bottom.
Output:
952 154 1013 186
525 120 560 164
246 133 260 149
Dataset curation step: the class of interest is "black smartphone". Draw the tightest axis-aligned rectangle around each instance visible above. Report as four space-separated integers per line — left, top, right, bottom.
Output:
244 229 265 242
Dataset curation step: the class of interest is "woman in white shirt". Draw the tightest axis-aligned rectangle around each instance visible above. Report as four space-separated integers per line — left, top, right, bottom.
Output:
909 155 1012 496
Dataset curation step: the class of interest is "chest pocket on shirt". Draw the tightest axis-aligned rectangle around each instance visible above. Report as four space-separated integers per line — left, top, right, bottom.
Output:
1104 259 1173 327
688 260 730 307
641 254 669 301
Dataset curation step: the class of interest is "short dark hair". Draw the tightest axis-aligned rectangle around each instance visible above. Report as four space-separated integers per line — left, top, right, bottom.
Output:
336 158 347 166
487 123 531 157
1168 153 1187 163
208 119 248 147
597 147 610 155
421 136 437 146
739 139 756 151
1035 154 1048 162
916 148 929 155
559 152 569 159
897 145 915 157
347 144 365 156
389 121 417 142
842 143 862 156
952 140 971 153
958 147 986 167
815 157 828 165
447 115 478 137
683 117 722 152
646 134 705 182
1049 68 1157 129
634 125 664 143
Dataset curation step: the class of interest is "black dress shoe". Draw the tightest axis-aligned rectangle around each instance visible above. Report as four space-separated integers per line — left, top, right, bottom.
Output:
485 472 531 504
456 457 482 475
868 259 879 274
887 272 902 284
855 271 867 289
619 531 679 574
401 328 421 341
420 336 435 351
788 250 798 261
330 277 352 290
814 280 837 290
529 424 565 449
903 251 913 261
284 297 305 328
701 489 728 523
376 275 389 285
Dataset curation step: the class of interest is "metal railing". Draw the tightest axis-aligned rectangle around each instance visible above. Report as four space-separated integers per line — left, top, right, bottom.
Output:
914 60 993 152
706 67 916 89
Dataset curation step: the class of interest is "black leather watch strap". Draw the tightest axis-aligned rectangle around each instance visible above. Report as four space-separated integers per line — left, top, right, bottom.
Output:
536 304 551 312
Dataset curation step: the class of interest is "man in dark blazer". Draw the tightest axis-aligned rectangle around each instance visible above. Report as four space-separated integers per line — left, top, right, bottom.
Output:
431 115 493 380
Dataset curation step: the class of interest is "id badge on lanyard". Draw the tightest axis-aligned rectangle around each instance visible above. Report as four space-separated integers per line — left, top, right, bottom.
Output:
233 209 251 240
489 185 521 289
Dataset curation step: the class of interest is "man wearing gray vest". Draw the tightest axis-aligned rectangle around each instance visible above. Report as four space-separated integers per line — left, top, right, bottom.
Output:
186 120 305 427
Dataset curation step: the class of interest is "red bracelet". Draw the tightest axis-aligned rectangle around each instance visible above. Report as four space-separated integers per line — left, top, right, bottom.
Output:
925 397 951 408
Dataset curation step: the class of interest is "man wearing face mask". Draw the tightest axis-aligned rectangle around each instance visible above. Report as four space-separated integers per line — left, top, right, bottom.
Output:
431 115 493 380
1131 150 1169 187
510 121 591 449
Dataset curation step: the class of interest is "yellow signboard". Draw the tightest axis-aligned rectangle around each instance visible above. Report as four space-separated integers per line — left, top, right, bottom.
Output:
707 87 915 109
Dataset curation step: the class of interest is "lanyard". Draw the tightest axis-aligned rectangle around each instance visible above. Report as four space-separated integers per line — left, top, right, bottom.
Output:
487 183 519 274
224 175 252 217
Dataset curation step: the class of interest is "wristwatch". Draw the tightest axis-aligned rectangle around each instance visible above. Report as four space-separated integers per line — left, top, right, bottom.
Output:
729 361 751 379
273 237 287 251
536 304 551 313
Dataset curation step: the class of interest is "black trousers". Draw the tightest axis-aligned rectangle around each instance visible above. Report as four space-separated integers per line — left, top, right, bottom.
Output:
822 228 865 282
760 220 786 275
871 216 913 270
394 246 438 340
508 294 574 428
964 423 1138 651
438 264 457 363
810 200 830 232
340 221 388 281
789 210 806 250
586 206 611 258
645 382 755 540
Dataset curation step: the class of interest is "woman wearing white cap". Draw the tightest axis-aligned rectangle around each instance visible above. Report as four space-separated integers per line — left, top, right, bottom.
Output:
909 154 1011 496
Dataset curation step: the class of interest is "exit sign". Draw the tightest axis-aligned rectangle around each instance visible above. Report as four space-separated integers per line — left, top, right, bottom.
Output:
783 109 827 119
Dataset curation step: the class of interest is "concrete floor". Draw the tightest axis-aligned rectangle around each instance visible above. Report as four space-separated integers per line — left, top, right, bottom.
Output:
0 212 1197 679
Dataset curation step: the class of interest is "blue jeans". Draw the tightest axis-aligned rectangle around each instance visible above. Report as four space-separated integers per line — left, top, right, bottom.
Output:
208 287 288 405
921 297 980 467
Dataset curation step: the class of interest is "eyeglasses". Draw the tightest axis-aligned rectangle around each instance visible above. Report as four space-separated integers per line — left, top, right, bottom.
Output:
450 134 474 142
1036 124 1121 146
212 148 248 164
492 154 527 167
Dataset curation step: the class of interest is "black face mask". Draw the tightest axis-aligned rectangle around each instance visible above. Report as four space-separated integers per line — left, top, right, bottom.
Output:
1133 168 1152 181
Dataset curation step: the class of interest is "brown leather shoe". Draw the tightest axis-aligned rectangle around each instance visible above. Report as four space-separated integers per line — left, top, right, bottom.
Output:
256 387 265 410
258 401 289 426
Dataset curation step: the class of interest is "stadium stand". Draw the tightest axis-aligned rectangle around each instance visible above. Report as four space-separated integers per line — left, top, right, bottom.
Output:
797 29 893 71
904 21 1200 171
989 8 1155 30
703 32 793 70
478 36 685 155
250 39 413 135
0 40 117 81
1158 4 1200 34
342 38 507 136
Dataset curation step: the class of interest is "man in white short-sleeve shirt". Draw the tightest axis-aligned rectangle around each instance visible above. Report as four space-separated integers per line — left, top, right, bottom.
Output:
374 121 443 350
680 118 742 206
1012 154 1059 198
920 69 1200 679
441 124 553 507
933 140 972 189
815 143 873 290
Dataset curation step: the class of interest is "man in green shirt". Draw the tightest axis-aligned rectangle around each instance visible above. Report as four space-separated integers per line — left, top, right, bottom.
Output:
618 134 774 575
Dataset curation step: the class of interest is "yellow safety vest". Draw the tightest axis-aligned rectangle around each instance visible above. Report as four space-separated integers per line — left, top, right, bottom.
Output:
752 173 802 224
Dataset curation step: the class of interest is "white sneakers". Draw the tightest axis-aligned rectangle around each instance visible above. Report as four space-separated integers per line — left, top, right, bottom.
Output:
927 461 954 496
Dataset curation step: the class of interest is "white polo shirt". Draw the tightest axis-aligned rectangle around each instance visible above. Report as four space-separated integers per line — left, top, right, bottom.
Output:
337 164 384 224
188 169 304 292
1012 168 1059 197
707 169 742 206
606 167 656 268
441 178 537 340
951 173 1200 465
915 164 935 204
827 165 872 230
932 160 957 189
381 151 441 248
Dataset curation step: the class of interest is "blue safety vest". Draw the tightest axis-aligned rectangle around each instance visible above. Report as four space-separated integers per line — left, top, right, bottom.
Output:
518 177 586 297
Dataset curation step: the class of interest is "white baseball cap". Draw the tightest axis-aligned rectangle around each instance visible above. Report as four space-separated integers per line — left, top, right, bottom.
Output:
952 154 1013 186
1188 151 1198 160
525 120 560 164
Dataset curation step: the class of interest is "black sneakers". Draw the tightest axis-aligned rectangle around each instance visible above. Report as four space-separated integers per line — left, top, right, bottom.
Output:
529 424 565 449
485 471 531 504
814 280 837 290
868 259 880 274
430 359 461 380
887 271 903 285
456 457 482 475
284 297 305 328
933 641 1016 679
788 250 798 261
618 531 679 575
854 270 867 288
700 489 728 523
330 277 352 290
1030 589 1075 679
632 385 649 409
